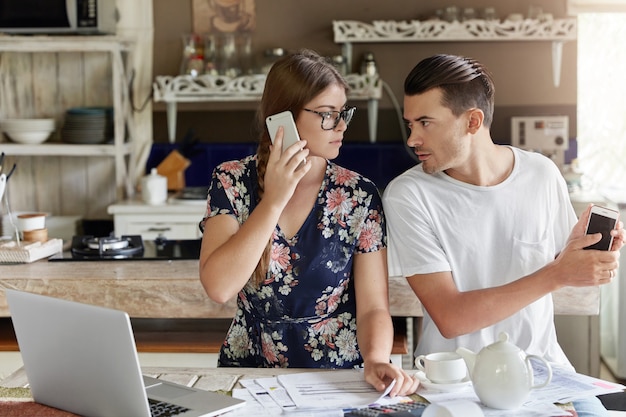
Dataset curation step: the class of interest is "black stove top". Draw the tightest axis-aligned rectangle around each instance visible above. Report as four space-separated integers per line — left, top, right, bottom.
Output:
48 235 201 262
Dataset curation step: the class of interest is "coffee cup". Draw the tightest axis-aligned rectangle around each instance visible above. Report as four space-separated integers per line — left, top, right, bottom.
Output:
415 351 467 384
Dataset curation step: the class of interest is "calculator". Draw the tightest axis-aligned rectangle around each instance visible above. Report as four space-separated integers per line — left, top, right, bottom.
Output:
343 401 428 417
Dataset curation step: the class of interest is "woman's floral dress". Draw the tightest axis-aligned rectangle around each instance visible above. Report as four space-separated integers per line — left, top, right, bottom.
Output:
200 155 386 368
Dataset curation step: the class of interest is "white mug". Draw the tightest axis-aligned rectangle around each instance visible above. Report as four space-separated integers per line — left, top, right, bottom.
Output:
415 351 467 384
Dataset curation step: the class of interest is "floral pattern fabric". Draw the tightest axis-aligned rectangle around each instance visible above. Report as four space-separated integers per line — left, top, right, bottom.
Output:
201 155 386 368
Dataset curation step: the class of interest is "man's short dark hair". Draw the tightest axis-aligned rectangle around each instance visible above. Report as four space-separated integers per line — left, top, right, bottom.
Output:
404 54 495 127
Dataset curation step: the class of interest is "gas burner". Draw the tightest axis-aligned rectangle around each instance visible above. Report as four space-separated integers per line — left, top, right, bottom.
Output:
71 235 144 259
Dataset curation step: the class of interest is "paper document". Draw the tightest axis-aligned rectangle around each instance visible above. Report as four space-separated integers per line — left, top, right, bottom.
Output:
277 369 396 409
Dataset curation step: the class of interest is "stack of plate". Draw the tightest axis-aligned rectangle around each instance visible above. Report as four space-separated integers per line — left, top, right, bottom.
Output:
61 107 113 144
0 118 56 144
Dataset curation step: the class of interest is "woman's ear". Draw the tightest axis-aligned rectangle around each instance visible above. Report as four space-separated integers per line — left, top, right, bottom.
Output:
467 108 484 134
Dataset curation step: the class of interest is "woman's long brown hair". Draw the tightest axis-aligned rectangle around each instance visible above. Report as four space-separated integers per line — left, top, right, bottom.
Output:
250 49 349 286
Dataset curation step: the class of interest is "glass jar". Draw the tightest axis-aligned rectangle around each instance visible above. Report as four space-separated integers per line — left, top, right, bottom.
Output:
216 33 240 78
443 6 460 23
180 33 204 77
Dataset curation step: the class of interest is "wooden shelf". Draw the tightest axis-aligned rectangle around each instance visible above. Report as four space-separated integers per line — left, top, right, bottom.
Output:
0 35 136 200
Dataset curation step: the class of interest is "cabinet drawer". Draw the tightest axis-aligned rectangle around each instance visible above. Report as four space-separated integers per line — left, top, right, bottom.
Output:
122 222 200 240
113 214 201 240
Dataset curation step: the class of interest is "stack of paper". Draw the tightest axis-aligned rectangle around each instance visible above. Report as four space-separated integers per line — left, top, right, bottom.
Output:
228 369 410 416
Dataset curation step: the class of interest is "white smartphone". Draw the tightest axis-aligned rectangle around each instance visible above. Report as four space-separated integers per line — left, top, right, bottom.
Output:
265 110 302 154
584 204 620 251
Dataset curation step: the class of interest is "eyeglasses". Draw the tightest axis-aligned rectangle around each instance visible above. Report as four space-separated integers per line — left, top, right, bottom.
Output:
303 106 356 130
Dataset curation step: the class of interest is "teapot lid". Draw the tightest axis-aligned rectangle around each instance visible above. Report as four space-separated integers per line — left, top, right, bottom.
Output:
485 332 521 353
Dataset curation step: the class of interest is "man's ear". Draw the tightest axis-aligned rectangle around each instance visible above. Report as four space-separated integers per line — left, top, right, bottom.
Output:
467 108 484 134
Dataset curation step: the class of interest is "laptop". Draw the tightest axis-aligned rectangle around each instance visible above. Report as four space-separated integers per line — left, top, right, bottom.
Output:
5 289 245 417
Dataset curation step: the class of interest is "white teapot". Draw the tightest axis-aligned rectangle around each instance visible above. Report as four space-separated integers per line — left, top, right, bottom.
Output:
456 332 552 410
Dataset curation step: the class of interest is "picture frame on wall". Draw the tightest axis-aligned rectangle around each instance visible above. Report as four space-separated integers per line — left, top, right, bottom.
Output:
192 0 256 33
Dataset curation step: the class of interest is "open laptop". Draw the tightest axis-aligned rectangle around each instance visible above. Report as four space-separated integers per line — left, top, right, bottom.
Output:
5 289 245 417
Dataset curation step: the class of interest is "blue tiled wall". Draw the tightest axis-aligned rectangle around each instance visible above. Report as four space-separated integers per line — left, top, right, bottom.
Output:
147 142 418 190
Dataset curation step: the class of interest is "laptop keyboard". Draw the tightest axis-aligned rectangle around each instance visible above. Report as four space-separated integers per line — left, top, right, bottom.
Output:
149 398 190 417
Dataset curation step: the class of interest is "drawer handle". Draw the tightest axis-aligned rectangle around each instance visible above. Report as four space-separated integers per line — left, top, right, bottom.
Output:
146 227 172 232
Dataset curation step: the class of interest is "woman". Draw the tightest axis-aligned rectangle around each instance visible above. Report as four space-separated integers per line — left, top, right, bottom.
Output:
199 49 417 396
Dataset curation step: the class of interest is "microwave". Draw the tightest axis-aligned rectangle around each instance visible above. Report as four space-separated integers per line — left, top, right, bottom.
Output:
0 0 116 35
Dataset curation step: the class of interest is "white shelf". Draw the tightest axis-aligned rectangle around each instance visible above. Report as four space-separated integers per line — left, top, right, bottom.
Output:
332 18 577 42
153 73 382 143
0 35 134 52
333 18 577 88
0 142 133 156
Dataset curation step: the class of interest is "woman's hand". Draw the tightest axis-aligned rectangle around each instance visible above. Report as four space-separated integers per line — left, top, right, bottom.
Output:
364 361 419 397
263 126 310 207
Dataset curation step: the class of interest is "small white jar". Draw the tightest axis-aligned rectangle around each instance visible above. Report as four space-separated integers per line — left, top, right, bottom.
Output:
141 168 168 205
17 213 46 231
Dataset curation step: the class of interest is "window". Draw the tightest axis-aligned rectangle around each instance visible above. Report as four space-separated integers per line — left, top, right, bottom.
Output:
577 13 626 194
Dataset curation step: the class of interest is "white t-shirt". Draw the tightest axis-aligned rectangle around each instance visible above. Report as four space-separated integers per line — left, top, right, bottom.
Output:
383 146 576 368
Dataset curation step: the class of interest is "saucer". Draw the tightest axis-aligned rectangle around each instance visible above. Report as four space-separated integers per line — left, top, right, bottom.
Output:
415 371 472 392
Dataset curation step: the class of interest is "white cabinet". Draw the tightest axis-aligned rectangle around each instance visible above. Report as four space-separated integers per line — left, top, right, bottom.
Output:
0 35 136 200
108 199 205 240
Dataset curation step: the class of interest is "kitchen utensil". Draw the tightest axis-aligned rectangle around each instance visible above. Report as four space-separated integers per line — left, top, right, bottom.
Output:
0 174 5 202
0 159 16 208
456 332 552 410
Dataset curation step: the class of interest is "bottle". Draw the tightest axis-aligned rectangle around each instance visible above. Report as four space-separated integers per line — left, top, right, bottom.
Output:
360 52 378 77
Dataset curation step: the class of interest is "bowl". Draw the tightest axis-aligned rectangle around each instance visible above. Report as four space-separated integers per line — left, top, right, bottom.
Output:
0 118 55 144
3 129 53 144
0 118 55 131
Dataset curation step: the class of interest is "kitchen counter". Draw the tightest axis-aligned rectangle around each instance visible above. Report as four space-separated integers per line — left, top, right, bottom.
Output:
0 258 598 318
0 259 423 318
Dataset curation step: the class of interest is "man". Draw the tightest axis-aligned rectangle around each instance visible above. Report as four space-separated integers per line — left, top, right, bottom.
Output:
383 54 624 415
